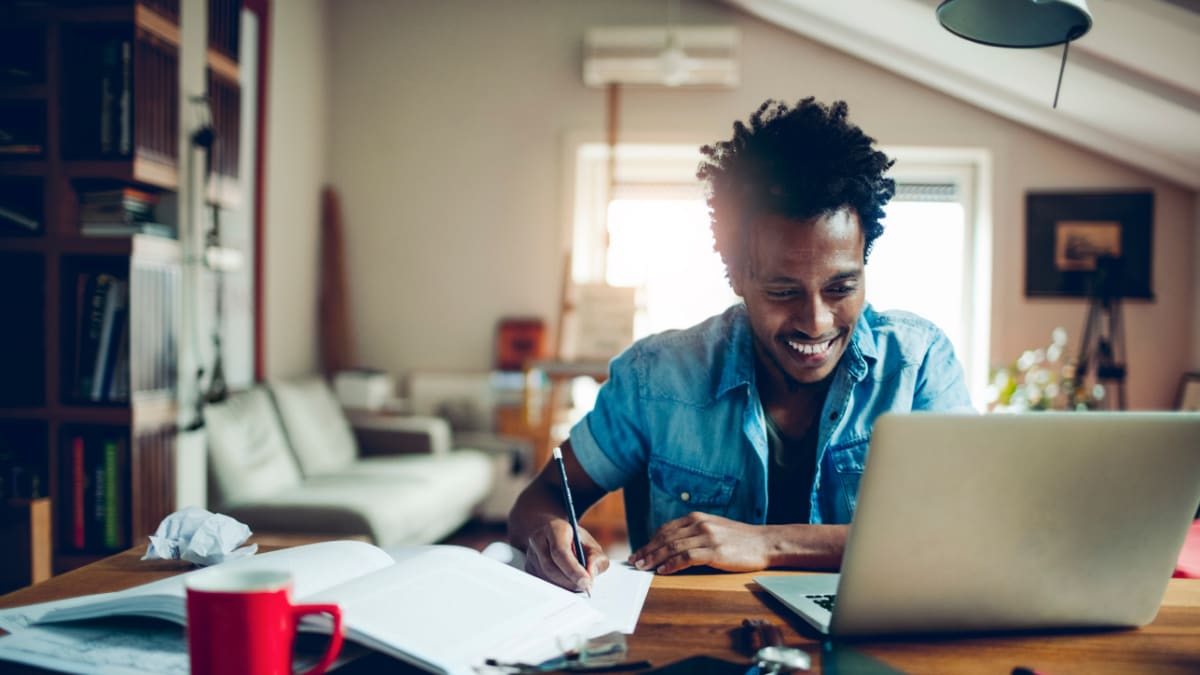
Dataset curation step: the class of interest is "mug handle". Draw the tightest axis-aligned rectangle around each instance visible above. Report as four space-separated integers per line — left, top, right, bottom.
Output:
291 603 344 675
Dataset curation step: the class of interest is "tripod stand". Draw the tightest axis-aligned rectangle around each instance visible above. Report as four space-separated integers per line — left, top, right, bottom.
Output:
1072 257 1126 409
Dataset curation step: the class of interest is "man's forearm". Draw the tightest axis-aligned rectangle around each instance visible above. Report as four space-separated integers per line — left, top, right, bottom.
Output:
765 524 849 570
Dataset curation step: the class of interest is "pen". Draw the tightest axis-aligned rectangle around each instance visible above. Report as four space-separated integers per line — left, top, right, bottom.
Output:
553 446 590 597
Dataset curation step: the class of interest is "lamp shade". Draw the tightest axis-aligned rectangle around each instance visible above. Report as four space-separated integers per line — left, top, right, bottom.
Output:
937 0 1092 48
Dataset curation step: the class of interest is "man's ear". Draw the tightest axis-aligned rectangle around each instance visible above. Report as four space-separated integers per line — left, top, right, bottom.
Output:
729 270 745 298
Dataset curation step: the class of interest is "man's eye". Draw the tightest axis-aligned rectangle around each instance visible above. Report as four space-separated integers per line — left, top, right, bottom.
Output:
826 285 856 296
766 289 797 299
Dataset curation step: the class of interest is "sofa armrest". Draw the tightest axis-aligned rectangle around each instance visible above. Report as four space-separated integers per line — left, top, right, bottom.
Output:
349 414 452 457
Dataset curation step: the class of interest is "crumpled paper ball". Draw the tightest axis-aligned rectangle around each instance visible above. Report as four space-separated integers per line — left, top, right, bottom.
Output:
141 506 258 566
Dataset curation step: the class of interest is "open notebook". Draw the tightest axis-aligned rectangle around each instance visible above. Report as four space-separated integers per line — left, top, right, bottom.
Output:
0 541 606 675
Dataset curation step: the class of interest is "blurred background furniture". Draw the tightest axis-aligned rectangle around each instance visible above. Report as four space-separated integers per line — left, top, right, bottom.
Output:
203 377 496 546
0 497 51 594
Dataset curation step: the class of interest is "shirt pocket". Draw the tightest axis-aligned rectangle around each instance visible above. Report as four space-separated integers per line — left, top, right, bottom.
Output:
826 436 870 523
648 456 738 521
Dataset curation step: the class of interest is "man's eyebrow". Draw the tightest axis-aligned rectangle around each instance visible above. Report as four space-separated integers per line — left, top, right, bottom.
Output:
826 271 862 284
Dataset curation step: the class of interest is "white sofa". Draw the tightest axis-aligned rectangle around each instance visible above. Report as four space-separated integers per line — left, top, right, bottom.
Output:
202 377 496 546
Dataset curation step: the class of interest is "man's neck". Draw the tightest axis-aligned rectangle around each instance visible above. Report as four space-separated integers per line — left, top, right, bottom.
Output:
753 349 834 435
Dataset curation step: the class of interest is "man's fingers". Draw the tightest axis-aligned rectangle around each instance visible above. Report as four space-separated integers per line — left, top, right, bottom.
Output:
630 520 707 569
547 536 594 591
527 531 586 591
646 536 715 574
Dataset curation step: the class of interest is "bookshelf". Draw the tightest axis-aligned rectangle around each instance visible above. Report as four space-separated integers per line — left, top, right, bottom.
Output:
0 0 197 573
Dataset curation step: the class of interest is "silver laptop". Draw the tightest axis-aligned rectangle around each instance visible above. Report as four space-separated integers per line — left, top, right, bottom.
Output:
756 412 1200 636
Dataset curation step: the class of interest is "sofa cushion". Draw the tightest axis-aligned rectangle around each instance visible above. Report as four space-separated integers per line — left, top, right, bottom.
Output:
224 450 495 547
204 388 303 505
270 377 358 475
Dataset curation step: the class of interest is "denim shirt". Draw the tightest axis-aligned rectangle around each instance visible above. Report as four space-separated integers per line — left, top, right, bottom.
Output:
568 303 973 548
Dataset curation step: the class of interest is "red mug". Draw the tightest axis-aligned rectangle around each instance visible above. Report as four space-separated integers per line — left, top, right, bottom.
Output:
185 568 344 675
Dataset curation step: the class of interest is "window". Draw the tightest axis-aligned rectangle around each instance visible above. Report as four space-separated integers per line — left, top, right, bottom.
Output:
570 142 991 408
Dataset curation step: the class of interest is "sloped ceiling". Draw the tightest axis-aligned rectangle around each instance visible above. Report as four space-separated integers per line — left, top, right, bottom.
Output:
725 0 1200 191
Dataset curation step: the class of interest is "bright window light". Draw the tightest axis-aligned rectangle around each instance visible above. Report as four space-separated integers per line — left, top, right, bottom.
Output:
868 201 968 353
605 198 738 337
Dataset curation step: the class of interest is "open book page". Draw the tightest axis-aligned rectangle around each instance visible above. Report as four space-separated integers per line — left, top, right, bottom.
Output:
0 617 370 675
38 541 396 626
0 589 144 633
302 546 603 675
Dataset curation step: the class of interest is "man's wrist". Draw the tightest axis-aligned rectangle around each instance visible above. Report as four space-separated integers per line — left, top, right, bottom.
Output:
766 524 848 570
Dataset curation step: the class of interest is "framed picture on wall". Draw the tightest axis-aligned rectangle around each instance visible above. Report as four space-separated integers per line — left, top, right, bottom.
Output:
1025 191 1154 298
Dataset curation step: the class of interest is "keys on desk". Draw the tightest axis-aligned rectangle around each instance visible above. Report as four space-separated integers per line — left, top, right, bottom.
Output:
740 618 811 673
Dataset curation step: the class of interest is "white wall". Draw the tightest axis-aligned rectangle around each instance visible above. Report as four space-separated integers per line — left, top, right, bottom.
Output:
291 0 1196 409
262 0 330 378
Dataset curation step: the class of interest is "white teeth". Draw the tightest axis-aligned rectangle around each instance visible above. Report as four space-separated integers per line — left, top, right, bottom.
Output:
788 339 832 355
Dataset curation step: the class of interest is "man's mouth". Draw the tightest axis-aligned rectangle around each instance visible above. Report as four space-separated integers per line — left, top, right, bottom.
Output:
786 337 835 357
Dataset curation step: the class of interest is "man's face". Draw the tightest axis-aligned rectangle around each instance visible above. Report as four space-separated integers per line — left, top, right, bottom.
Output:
732 208 866 387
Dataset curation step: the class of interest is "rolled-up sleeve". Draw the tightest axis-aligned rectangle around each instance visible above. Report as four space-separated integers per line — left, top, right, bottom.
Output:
568 348 650 491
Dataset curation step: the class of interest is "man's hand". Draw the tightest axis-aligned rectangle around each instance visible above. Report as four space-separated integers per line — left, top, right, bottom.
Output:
629 513 848 574
629 512 772 574
522 519 610 592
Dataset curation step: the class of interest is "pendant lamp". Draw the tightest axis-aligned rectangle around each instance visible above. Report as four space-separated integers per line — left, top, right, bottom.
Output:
936 0 1093 107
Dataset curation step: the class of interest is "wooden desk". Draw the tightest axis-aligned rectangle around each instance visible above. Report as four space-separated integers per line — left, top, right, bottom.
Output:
1 545 1198 674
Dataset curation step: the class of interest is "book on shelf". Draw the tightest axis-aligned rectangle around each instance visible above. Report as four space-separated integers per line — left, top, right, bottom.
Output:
75 273 117 401
101 438 124 549
70 436 85 550
78 186 159 227
89 279 126 402
60 431 127 553
95 37 132 157
74 273 130 402
28 540 606 675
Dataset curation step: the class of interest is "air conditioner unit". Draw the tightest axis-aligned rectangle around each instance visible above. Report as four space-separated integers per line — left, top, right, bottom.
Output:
583 26 740 88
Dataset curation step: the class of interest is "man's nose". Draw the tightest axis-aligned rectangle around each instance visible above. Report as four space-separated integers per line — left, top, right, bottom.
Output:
792 295 834 338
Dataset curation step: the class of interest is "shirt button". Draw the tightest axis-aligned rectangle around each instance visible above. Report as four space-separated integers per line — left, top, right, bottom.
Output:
680 491 691 502
829 411 840 421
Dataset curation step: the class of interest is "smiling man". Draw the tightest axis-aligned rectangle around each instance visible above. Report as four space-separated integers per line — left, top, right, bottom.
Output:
508 98 973 593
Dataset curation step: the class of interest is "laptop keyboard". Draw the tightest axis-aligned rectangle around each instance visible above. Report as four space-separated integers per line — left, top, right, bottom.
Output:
806 593 837 611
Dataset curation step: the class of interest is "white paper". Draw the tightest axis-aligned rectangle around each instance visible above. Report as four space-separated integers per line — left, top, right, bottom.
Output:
587 562 654 634
478 541 654 634
141 506 257 566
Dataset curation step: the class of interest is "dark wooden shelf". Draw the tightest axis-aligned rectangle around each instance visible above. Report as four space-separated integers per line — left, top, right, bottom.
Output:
51 405 133 426
54 235 178 258
56 4 180 48
207 48 239 83
0 407 50 420
0 237 49 252
64 157 179 191
0 84 47 101
0 160 48 176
